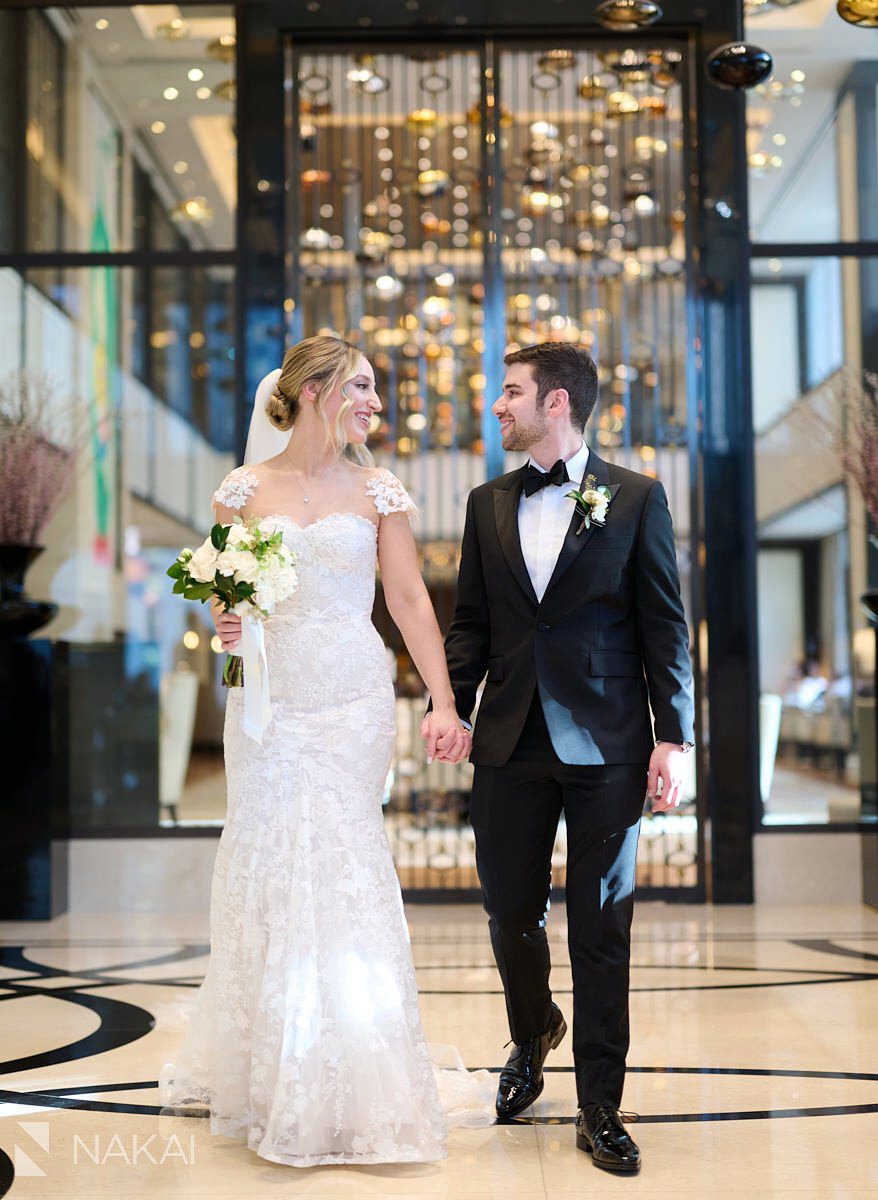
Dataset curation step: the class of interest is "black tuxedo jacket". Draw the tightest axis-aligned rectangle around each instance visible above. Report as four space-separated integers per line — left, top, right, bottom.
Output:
445 450 695 766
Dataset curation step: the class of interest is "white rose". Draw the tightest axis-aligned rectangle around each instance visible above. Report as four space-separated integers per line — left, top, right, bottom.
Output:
583 488 603 504
188 541 219 582
253 583 278 613
591 503 608 525
224 523 252 548
216 548 260 582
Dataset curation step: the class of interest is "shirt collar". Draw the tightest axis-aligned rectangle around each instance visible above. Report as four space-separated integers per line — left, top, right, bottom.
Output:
527 440 589 483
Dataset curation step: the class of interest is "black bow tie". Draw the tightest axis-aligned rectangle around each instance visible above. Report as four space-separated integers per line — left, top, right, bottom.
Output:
523 459 570 497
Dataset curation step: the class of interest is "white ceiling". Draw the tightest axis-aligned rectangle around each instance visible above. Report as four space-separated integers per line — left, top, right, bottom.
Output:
69 4 236 249
758 481 849 539
61 3 876 252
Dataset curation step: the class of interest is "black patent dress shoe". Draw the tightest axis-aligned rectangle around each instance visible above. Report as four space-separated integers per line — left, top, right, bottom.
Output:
575 1105 641 1173
495 1002 567 1119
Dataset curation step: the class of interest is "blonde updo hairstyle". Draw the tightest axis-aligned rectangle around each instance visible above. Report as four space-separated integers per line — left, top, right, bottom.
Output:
266 334 374 466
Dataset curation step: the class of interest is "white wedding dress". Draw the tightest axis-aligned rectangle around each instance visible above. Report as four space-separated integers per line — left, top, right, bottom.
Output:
158 464 492 1166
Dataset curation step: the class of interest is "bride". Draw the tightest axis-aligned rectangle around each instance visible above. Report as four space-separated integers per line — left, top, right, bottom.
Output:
159 334 491 1166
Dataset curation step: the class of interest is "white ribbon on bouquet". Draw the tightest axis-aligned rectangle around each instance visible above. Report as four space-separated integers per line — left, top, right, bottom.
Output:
231 602 271 745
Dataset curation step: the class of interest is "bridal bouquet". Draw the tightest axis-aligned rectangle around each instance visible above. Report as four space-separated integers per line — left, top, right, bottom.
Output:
167 518 298 693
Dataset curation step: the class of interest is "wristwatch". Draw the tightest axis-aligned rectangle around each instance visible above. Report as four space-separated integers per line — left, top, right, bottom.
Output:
659 739 694 752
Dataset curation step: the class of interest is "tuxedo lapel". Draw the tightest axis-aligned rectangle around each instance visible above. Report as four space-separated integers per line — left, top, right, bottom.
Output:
493 470 538 607
544 450 620 596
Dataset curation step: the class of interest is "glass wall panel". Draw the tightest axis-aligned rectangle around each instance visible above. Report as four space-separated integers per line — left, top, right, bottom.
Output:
752 255 878 825
286 39 700 892
290 47 486 459
0 5 236 258
2 262 235 830
744 6 877 244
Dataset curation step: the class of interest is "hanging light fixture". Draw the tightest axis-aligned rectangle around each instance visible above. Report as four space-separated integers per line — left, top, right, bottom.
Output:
578 75 608 100
347 54 390 94
207 34 236 63
595 1 663 30
537 49 577 72
639 95 668 118
468 95 513 126
407 107 439 134
156 18 188 40
526 137 563 167
300 227 332 249
359 229 393 260
652 49 683 90
416 168 450 198
212 79 236 102
705 43 773 90
372 274 404 299
598 48 651 74
171 197 213 225
301 168 332 186
836 0 878 25
744 0 811 12
607 90 640 118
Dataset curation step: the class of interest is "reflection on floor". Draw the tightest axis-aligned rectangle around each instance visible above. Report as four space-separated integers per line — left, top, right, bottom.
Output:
167 752 699 890
388 811 699 891
168 749 225 826
1 903 876 1196
764 763 865 825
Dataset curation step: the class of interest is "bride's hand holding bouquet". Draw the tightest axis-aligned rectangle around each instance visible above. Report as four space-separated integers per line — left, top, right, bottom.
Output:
167 519 298 742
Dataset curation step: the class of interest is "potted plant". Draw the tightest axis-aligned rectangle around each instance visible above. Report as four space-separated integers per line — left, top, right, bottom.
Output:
832 369 878 623
0 370 86 638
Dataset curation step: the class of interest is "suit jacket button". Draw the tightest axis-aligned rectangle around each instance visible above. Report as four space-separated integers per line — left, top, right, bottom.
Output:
537 621 550 631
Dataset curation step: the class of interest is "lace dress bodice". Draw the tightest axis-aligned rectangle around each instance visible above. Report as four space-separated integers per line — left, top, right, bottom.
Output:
211 465 416 625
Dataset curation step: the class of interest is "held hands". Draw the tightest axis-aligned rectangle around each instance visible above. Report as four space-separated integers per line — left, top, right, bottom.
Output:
214 608 242 653
646 742 687 812
420 708 472 765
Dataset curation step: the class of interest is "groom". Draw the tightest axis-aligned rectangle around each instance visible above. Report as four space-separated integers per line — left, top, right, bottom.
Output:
428 342 694 1174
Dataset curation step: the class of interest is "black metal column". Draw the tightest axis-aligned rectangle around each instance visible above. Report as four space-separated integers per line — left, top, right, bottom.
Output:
695 16 760 902
236 0 287 462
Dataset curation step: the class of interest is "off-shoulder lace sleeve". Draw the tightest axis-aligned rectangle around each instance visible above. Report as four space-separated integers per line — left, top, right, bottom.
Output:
365 468 417 519
212 465 259 510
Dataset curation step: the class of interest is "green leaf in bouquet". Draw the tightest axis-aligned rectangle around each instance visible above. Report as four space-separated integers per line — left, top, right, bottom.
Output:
172 577 188 594
236 582 255 600
183 582 215 602
210 523 229 551
214 579 235 605
167 562 185 579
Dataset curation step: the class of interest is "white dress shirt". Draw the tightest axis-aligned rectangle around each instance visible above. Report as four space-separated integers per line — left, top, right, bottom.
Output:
518 441 589 602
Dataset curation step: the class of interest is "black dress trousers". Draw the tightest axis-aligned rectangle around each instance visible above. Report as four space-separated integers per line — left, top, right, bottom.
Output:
470 685 647 1109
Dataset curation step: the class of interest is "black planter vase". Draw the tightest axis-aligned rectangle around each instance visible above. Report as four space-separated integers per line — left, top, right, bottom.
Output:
0 544 57 639
862 589 878 627
859 590 878 821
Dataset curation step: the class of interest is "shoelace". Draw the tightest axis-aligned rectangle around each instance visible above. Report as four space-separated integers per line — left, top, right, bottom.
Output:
586 1105 641 1126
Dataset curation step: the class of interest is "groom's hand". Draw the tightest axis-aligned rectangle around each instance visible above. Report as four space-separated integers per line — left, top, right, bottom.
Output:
647 742 686 812
420 711 471 765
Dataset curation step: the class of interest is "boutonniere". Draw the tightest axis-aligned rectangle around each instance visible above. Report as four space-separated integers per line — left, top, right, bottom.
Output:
566 474 613 536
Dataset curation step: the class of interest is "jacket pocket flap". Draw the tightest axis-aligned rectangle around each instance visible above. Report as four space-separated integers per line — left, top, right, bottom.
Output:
486 656 504 682
589 650 643 677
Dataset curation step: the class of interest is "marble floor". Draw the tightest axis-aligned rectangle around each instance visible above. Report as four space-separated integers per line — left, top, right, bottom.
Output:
0 902 876 1198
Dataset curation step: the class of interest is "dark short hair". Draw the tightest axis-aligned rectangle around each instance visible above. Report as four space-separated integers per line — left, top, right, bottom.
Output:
503 342 598 432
